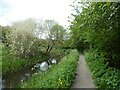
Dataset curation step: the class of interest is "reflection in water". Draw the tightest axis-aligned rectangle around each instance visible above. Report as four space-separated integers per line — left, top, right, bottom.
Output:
2 59 57 88
51 59 57 64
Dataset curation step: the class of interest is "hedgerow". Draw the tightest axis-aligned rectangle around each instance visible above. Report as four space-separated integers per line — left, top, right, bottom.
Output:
85 50 120 89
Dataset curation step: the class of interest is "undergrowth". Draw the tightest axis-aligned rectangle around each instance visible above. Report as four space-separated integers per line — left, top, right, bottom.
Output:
2 43 49 76
85 50 120 89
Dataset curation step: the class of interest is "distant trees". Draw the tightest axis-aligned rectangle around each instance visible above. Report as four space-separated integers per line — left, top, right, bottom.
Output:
50 24 66 40
3 18 67 58
50 24 67 49
36 19 68 53
42 20 57 53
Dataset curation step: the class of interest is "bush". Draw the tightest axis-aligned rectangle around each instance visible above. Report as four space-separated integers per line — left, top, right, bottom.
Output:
19 49 79 88
6 19 41 58
85 50 120 89
2 44 49 76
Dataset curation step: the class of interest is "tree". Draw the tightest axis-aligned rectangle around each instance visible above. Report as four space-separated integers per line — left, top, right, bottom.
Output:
69 2 120 68
36 19 67 53
40 20 57 53
50 24 65 40
6 18 41 58
50 24 68 48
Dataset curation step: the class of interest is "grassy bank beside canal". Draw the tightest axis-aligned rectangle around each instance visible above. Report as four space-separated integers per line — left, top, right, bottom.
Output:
19 49 79 88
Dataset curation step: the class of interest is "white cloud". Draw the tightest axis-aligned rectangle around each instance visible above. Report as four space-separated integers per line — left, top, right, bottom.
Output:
0 0 74 27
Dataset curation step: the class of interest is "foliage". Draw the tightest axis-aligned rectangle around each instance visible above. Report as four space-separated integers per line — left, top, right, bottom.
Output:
3 18 67 59
85 50 120 89
6 19 42 58
70 2 120 67
36 19 68 54
19 50 79 88
2 43 49 76
50 24 67 48
50 24 66 40
0 25 11 44
50 48 71 62
69 1 120 88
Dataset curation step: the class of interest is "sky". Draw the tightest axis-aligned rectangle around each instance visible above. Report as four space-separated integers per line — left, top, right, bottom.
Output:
0 0 74 27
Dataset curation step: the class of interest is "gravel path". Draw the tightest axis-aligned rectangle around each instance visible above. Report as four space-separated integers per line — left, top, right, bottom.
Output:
71 55 96 88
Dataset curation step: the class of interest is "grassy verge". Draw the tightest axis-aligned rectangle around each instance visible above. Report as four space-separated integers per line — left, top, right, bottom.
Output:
85 50 120 89
19 49 79 88
2 43 49 76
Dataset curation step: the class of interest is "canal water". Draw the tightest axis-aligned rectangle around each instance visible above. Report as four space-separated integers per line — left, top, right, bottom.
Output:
2 58 57 88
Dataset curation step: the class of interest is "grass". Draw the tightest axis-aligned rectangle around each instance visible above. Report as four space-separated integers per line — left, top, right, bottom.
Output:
85 50 120 89
1 43 49 76
19 49 79 88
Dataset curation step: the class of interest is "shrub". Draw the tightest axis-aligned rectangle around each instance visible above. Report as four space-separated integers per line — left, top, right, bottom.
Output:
6 19 41 58
19 49 79 88
85 50 120 89
2 44 49 76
